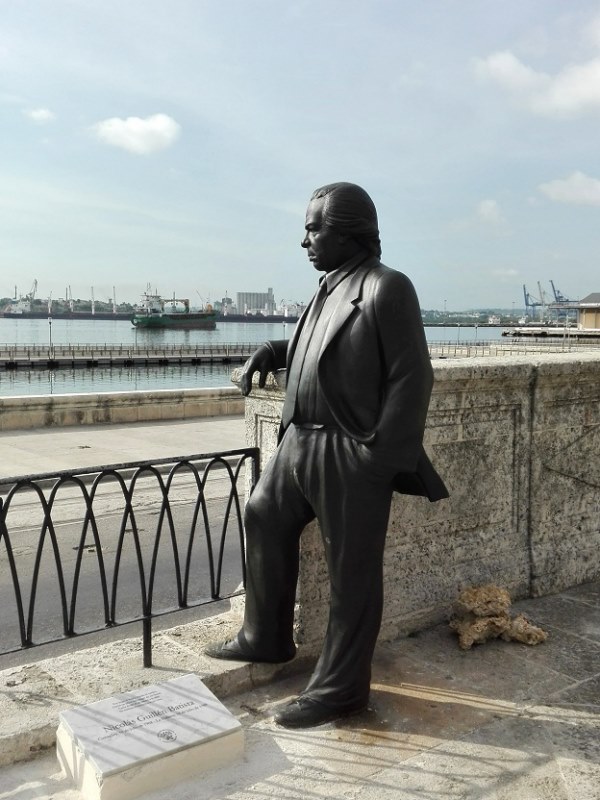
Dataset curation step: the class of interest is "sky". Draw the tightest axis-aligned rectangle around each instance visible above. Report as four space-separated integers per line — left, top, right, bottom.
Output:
2 1 600 311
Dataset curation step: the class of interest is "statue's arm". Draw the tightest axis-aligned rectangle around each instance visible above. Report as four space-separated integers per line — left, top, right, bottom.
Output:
240 339 288 396
369 271 433 471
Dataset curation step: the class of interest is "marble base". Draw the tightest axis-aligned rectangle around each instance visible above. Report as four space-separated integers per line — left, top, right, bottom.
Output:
56 673 244 800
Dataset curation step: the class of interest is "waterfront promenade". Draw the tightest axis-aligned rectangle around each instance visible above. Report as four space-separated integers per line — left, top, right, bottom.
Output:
0 414 245 478
1 416 599 798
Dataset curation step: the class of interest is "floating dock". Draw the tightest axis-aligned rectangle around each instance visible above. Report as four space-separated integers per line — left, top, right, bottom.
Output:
0 343 257 370
502 327 600 339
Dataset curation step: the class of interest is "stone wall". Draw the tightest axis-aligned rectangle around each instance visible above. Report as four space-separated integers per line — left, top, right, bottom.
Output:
236 352 600 651
0 386 244 431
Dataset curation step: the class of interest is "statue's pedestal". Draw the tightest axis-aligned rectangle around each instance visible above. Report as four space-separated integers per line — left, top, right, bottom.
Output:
56 674 244 800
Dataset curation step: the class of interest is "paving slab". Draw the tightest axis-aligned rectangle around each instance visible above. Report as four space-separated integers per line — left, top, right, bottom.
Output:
0 416 245 479
1 583 599 800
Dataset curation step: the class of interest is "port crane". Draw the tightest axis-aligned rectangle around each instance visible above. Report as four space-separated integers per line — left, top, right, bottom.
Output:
523 281 578 323
550 281 571 304
523 284 544 320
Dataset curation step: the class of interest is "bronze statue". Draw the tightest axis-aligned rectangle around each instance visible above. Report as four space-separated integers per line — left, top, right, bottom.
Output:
206 182 448 728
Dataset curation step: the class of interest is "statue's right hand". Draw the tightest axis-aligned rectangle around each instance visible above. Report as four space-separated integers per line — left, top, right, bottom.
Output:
240 344 276 396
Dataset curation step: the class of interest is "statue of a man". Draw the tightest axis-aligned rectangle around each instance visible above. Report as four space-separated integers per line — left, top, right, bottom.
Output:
207 182 448 728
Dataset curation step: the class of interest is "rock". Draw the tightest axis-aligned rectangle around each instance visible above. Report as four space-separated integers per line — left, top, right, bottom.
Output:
449 614 509 650
450 584 547 650
454 584 511 618
501 613 548 646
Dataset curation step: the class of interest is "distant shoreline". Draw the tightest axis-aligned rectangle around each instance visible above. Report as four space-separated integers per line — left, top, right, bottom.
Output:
0 311 509 328
0 311 301 323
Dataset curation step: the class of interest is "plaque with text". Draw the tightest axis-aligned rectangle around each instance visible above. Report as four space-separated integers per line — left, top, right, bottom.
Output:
57 673 244 800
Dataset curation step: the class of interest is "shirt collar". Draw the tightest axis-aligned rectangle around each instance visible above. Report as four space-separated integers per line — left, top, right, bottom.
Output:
322 250 370 294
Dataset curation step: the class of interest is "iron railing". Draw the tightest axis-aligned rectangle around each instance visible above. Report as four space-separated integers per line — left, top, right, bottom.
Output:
428 337 600 359
0 342 260 358
0 342 259 369
0 448 259 666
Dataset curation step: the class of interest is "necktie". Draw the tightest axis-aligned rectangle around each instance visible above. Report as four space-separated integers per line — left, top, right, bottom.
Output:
281 277 328 427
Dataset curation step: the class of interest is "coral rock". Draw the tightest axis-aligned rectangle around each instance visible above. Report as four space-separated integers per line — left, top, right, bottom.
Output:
501 613 548 646
449 584 547 650
449 615 509 650
454 584 511 618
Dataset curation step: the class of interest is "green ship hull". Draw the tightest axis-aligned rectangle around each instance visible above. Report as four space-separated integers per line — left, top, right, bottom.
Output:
132 312 217 330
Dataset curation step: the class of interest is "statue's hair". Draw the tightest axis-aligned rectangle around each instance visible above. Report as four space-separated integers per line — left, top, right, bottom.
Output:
310 182 381 258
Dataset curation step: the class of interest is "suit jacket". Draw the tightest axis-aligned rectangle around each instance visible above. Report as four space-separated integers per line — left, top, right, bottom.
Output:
268 256 448 502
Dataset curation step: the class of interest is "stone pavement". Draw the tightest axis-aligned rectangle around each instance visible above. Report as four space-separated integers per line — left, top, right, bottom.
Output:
0 580 599 799
1 418 599 798
0 415 246 479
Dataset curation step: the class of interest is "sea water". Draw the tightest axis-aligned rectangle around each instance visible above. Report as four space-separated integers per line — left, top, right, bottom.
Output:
0 318 503 397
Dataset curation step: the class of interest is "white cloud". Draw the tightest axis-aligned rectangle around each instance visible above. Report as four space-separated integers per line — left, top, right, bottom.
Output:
533 58 600 116
475 50 548 93
539 171 600 206
91 113 180 155
477 199 505 225
23 107 56 123
476 50 600 117
492 268 519 278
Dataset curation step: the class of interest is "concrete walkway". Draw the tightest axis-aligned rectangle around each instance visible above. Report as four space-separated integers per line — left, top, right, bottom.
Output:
1 418 600 798
0 415 246 479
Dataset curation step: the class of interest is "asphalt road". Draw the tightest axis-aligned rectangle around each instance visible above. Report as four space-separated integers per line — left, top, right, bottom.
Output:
0 469 246 668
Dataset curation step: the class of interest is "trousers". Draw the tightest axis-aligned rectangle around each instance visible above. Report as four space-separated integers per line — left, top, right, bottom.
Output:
242 423 394 709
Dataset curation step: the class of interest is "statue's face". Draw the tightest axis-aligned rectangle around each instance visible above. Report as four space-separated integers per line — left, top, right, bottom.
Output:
301 198 348 273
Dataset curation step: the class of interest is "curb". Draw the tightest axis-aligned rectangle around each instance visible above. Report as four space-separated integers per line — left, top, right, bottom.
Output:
0 611 311 768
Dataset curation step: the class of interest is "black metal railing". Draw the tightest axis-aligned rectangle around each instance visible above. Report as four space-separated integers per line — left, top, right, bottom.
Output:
428 337 600 358
0 448 259 666
0 342 259 362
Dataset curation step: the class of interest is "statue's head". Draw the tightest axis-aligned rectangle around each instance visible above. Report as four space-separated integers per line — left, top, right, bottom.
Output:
310 182 381 258
302 182 381 272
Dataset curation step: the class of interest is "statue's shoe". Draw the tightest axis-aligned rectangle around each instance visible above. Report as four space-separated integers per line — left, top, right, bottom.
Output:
274 696 367 728
204 637 296 664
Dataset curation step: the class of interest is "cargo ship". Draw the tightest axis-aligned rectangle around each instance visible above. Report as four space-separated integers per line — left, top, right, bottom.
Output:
131 292 217 330
0 307 132 321
1 280 132 320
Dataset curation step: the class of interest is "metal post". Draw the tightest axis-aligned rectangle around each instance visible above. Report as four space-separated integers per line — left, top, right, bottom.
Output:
143 617 153 667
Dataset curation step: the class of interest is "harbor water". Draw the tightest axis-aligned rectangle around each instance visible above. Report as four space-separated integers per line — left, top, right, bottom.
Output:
0 317 503 397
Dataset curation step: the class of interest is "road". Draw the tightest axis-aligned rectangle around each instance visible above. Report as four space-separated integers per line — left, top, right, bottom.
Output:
0 467 247 668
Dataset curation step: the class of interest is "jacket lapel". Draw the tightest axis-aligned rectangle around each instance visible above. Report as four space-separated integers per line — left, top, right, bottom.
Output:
318 259 374 359
286 297 312 370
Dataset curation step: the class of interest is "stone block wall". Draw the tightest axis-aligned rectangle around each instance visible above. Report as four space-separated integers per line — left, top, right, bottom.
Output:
0 387 244 431
529 356 600 595
236 352 600 652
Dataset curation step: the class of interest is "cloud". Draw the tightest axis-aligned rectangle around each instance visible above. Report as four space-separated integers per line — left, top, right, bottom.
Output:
475 50 600 117
91 113 180 155
475 50 547 93
539 171 600 206
534 58 600 116
476 199 506 225
23 107 56 124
